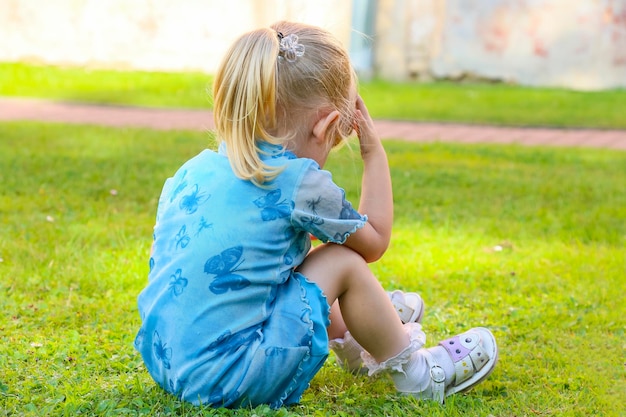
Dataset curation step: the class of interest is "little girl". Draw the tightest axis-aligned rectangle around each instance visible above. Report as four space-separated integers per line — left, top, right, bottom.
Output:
135 21 498 409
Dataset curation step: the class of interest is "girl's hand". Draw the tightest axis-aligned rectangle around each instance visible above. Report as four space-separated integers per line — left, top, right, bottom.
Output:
342 94 393 263
353 95 382 158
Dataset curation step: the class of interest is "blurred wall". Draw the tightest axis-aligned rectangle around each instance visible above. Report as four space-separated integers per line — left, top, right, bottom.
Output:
375 0 626 90
375 0 443 81
433 0 626 90
0 0 353 73
1 0 625 90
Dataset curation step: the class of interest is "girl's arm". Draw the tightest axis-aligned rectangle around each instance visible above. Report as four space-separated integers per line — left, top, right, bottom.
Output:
342 95 393 263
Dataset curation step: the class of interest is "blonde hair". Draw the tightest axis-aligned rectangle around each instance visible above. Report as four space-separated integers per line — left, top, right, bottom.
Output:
213 21 356 186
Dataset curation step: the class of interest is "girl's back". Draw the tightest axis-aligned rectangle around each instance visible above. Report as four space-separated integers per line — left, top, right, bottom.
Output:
136 141 365 407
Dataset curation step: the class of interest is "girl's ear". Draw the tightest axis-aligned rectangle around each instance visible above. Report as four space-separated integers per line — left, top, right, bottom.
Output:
312 110 340 144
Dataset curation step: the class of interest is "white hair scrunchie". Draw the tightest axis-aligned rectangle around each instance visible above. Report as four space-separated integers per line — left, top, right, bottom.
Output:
277 33 305 63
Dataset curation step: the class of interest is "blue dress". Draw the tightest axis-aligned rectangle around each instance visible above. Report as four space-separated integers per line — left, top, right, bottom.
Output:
135 142 367 408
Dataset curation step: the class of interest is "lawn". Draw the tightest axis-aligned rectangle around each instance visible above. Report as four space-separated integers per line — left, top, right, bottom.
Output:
0 122 624 416
2 62 626 129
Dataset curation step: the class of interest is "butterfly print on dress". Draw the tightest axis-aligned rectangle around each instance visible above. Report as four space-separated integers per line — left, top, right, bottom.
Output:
196 216 213 236
153 330 172 369
168 268 188 296
207 328 262 356
175 225 191 249
300 214 325 237
204 246 251 294
253 189 294 221
306 196 323 214
339 192 362 220
333 230 352 243
179 184 211 214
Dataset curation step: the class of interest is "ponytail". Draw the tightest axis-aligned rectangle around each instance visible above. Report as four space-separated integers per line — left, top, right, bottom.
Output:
213 22 356 186
213 28 282 186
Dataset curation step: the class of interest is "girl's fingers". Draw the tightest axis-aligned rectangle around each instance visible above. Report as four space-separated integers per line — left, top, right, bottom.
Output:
354 110 372 142
355 95 370 119
354 99 376 141
355 96 374 126
353 98 382 158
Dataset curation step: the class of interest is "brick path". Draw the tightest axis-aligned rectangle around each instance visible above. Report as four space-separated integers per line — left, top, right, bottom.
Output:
1 97 625 150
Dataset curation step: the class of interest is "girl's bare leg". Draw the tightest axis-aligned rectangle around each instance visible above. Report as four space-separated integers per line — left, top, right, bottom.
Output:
299 242 499 405
327 301 347 340
297 243 409 362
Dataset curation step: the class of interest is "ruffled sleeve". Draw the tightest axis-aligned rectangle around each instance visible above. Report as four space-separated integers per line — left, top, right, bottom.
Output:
291 164 367 244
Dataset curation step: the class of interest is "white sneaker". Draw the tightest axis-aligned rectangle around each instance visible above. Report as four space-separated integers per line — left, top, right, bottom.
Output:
366 326 498 404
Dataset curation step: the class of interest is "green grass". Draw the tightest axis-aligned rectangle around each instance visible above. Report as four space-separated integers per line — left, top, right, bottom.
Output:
1 122 624 416
360 80 626 129
2 62 626 129
0 62 213 109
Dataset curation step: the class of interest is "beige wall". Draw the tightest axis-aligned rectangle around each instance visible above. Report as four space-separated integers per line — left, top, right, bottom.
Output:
432 0 626 90
0 0 353 73
374 0 444 81
373 0 626 90
1 0 625 90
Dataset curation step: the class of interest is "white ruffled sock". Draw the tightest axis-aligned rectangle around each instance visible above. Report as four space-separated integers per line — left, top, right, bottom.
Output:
385 345 456 393
360 323 457 397
361 322 427 376
329 331 367 374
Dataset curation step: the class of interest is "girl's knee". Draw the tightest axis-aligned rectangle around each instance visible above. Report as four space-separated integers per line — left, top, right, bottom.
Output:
308 243 367 266
297 244 370 300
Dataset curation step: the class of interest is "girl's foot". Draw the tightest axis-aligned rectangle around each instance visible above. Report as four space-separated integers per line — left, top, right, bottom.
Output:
330 290 425 373
364 326 498 403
